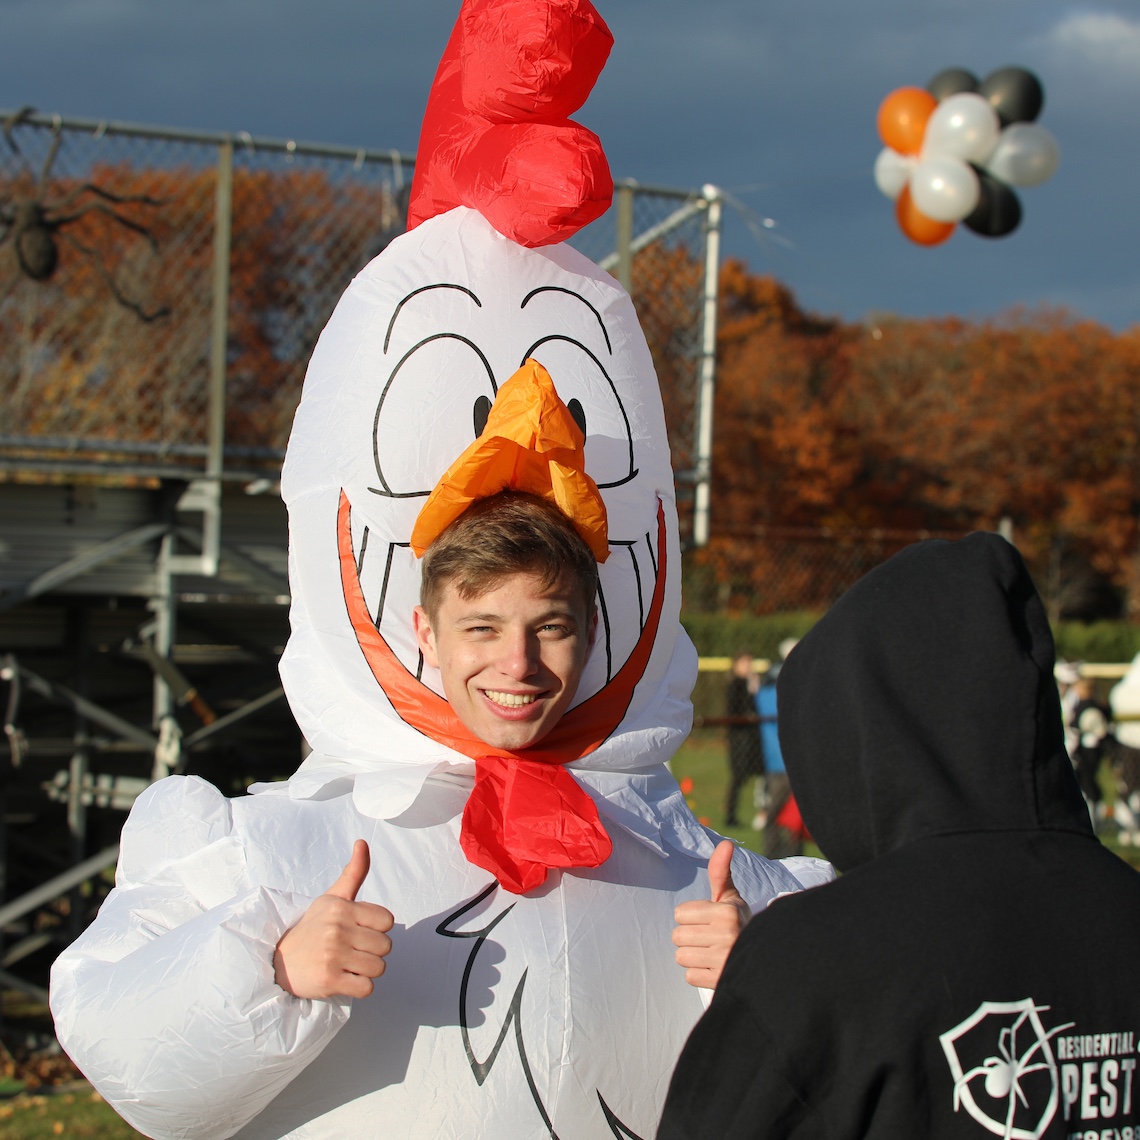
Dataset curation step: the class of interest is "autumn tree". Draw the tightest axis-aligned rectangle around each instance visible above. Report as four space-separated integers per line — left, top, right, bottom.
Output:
695 260 1140 620
6 153 1139 621
0 158 400 456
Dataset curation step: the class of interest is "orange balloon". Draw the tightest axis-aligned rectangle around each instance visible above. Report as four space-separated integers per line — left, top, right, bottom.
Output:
895 186 956 246
877 86 938 155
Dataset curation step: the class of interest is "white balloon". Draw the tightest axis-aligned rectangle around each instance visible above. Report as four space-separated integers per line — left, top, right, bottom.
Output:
922 92 1001 165
873 147 915 200
985 123 1060 188
909 157 981 222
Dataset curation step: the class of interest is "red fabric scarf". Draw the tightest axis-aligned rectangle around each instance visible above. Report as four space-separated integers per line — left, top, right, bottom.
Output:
462 755 611 893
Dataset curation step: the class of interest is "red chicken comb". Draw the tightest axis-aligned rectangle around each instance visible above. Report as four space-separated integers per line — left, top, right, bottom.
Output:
407 0 614 247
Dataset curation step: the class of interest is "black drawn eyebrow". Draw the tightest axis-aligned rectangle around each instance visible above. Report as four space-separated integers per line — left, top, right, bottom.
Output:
520 286 612 356
519 334 638 489
385 283 482 353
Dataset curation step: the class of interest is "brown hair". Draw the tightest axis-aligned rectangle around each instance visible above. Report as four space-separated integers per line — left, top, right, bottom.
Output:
419 492 599 619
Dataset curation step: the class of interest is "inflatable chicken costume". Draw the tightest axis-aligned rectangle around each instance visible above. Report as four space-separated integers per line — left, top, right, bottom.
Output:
50 3 830 1137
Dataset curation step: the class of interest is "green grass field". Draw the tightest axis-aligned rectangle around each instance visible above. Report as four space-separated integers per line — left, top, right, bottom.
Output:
2 728 1135 1138
0 1090 139 1139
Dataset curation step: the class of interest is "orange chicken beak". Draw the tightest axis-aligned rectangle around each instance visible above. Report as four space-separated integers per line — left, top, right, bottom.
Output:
409 358 609 562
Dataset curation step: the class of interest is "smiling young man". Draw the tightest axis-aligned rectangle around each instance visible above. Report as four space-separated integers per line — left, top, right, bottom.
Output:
411 492 598 753
269 492 600 1001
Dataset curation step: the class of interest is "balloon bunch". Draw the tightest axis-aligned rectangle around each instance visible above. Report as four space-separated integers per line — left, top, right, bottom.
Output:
875 67 1059 246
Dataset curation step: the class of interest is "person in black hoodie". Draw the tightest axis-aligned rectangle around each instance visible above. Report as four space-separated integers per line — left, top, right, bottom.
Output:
658 533 1140 1140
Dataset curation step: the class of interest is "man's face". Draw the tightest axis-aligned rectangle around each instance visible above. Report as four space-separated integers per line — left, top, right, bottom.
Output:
413 571 597 751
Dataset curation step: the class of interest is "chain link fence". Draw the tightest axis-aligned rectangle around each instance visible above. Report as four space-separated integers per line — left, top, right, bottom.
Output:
0 111 951 617
1 114 719 505
0 110 411 472
572 182 718 546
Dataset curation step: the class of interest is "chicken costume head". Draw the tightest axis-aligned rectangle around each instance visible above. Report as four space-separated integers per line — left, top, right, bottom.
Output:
280 0 699 893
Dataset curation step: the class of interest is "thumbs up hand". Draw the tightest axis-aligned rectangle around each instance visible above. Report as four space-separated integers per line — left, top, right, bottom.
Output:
273 840 394 1000
672 840 752 990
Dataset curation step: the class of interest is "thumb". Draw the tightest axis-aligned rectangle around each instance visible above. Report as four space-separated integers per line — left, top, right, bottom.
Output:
708 839 741 903
327 839 370 901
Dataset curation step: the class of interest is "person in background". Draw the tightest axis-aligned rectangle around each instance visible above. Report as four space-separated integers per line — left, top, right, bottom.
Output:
757 639 803 859
1070 676 1112 823
658 533 1140 1140
723 652 763 828
1109 653 1140 844
1054 660 1082 759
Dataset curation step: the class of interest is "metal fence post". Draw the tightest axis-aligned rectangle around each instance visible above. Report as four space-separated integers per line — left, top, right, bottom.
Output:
150 531 177 782
691 185 723 549
193 137 234 576
208 139 233 485
167 138 232 579
66 605 90 940
615 181 635 294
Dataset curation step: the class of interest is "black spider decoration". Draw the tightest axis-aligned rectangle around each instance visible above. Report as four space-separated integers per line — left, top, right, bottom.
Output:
1 109 169 321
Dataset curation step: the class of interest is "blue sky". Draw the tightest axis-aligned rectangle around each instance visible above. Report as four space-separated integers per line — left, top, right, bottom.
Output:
3 0 1138 328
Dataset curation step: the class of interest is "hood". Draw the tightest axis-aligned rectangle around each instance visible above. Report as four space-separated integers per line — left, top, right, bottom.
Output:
777 532 1092 873
268 0 712 879
278 207 692 811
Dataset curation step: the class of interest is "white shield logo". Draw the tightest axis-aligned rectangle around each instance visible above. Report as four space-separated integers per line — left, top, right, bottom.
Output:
939 999 1073 1140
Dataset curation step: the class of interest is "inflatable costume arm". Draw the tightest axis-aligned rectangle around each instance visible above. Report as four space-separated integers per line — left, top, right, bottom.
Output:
50 776 350 1140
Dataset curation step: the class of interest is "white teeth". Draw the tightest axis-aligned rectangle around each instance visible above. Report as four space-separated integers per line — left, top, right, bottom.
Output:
484 691 538 708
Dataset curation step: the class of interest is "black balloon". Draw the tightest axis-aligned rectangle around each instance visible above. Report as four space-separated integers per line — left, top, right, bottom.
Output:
927 68 979 101
978 67 1044 125
963 170 1022 238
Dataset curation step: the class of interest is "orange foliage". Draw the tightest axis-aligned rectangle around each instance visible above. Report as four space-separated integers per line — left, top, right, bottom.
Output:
713 261 857 530
1 161 398 454
700 260 1140 619
6 162 1138 618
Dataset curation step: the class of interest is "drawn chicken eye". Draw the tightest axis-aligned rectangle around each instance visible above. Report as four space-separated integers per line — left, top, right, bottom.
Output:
521 337 636 488
568 398 586 439
474 395 492 439
472 393 583 442
372 335 496 497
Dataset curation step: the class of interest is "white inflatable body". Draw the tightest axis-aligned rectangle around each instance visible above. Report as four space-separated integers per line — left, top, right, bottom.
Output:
50 207 831 1140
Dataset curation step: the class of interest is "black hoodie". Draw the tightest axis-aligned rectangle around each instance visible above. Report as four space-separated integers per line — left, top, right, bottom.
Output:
659 534 1140 1139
